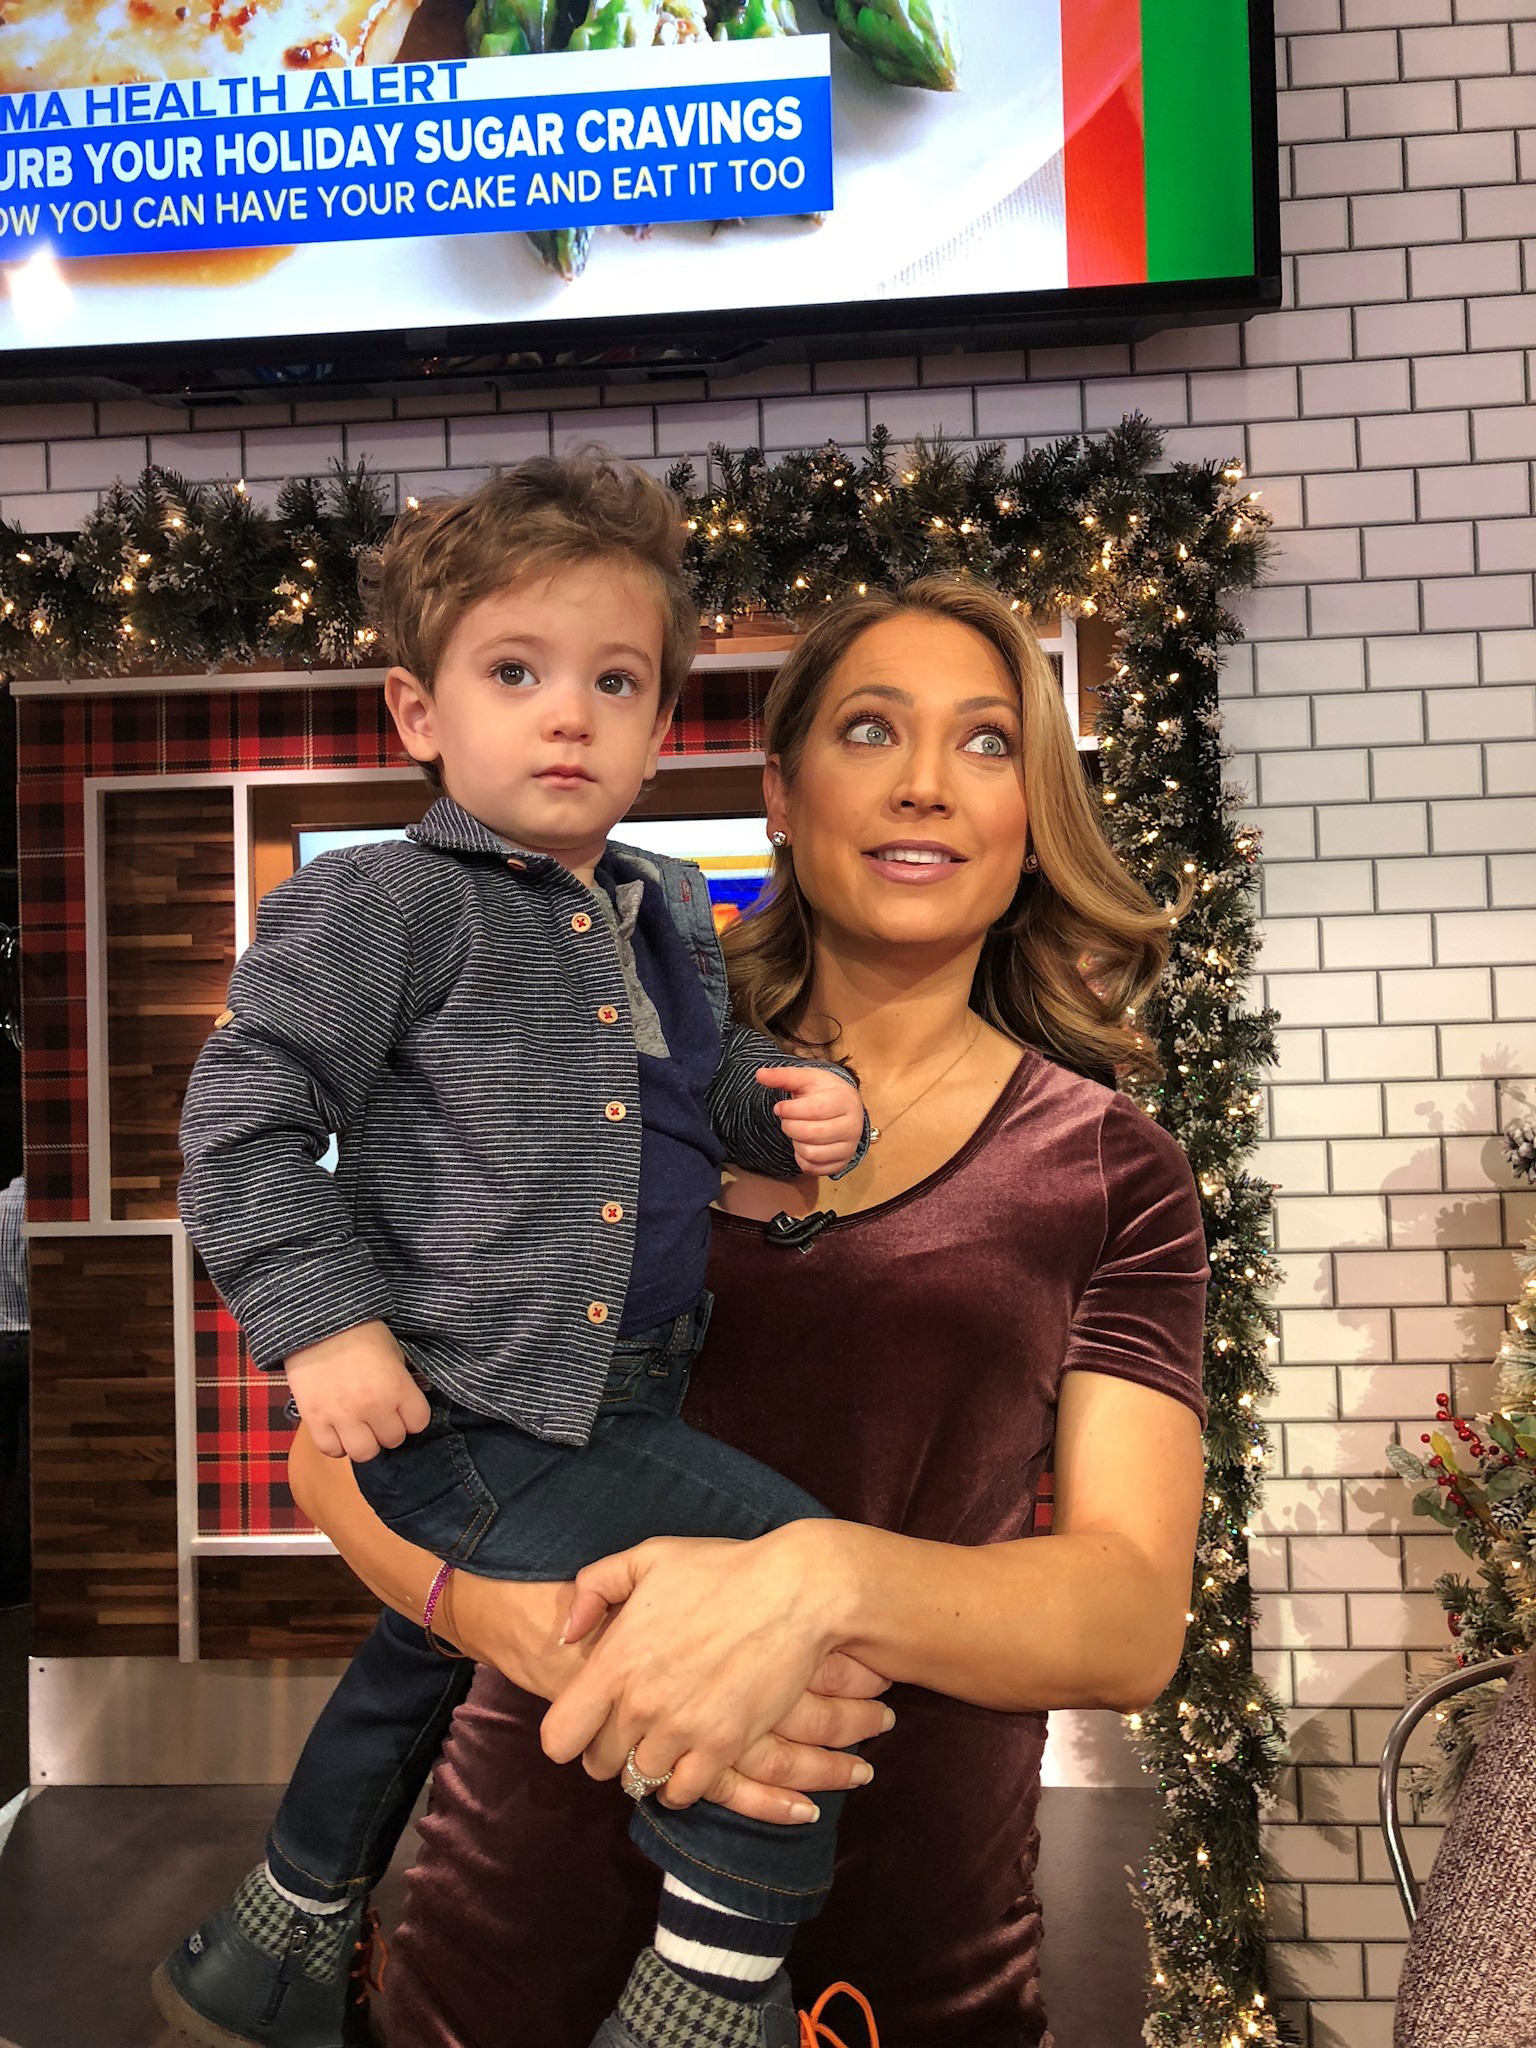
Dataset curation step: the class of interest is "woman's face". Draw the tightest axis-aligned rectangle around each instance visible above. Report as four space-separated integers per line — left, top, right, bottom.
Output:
768 610 1032 957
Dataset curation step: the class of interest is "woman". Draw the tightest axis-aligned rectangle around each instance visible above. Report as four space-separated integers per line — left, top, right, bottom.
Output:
294 577 1209 2047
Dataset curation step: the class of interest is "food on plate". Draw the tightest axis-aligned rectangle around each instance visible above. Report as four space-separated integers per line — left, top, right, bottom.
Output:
2 0 969 297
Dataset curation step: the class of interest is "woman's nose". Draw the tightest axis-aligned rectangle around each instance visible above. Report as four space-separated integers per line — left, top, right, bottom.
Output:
889 747 955 815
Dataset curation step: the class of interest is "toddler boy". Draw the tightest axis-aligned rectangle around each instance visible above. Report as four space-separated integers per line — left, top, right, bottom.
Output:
154 454 866 2048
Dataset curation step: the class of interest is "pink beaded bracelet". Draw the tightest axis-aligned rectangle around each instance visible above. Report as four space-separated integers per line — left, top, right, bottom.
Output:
422 1561 468 1660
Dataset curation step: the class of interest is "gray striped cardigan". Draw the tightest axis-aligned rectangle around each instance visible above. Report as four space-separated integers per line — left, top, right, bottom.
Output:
180 797 864 1447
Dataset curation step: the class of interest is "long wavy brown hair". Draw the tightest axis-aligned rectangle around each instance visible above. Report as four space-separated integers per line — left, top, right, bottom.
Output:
721 578 1177 1087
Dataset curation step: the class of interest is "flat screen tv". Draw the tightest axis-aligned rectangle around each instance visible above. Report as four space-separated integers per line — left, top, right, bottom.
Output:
0 0 1278 390
294 811 769 928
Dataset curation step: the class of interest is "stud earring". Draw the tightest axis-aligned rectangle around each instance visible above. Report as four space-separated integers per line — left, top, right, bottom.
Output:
1022 851 1040 874
770 830 789 849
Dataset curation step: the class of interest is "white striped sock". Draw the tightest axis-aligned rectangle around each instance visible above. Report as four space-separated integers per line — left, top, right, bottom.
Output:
654 1874 786 1989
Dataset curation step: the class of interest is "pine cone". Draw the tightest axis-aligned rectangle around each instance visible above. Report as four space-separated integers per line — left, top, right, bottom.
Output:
1505 1115 1536 1187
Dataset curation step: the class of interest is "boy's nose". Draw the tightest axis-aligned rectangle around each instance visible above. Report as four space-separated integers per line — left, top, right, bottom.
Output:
540 682 593 742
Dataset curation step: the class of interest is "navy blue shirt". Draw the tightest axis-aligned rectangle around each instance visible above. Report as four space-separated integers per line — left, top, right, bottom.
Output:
598 862 726 1335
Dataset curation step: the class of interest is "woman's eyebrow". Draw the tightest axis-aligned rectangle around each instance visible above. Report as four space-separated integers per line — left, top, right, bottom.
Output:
830 683 1019 716
956 694 1020 715
832 682 914 712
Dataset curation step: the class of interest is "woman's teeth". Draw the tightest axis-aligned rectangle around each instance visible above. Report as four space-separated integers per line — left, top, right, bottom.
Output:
879 848 954 865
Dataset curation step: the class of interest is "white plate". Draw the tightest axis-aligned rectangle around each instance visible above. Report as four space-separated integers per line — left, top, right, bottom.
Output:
0 0 1066 355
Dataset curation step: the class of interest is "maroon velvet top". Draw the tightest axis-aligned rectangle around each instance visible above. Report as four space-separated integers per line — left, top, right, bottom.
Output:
384 1050 1208 2048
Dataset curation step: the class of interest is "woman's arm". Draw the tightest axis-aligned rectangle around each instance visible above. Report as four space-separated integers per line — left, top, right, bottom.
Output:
290 1425 571 1689
545 1374 1203 1798
802 1370 1204 1712
288 1428 893 1823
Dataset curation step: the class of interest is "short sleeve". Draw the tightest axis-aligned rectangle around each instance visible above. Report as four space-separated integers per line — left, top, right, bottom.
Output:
1060 1091 1209 1427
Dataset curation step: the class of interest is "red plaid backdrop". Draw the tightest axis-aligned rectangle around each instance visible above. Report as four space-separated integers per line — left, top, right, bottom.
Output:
195 1258 312 1536
18 668 770 1536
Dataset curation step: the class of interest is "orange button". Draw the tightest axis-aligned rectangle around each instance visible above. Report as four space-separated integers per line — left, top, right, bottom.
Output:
597 1004 619 1025
214 1007 234 1029
506 856 527 871
586 1302 610 1325
604 1101 627 1122
571 911 593 933
601 1202 624 1224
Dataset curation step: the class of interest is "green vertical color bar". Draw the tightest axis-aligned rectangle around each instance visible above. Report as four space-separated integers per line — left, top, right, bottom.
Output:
1140 0 1256 280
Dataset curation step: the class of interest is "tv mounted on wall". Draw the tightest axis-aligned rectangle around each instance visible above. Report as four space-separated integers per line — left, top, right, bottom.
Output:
0 0 1278 396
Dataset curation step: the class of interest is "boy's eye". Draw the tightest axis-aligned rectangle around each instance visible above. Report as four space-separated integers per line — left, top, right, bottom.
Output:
596 670 639 698
963 729 1014 759
493 660 534 688
843 715 894 747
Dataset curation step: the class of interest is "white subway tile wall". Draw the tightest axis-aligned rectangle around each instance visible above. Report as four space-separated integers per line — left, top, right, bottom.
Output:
1 10 1531 2039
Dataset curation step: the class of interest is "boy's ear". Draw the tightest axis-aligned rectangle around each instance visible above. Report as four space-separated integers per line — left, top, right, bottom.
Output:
642 694 677 783
385 667 440 768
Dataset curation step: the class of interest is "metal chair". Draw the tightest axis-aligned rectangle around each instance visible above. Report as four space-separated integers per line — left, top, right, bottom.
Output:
1377 1652 1523 1925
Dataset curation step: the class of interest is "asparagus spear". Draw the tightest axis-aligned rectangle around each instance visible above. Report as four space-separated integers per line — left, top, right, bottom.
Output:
817 0 959 91
461 1 585 273
524 1 658 278
525 225 595 278
712 0 799 36
464 0 576 55
533 0 707 276
567 0 662 47
709 0 814 224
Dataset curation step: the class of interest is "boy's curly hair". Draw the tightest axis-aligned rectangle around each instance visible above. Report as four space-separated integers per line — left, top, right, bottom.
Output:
363 451 700 712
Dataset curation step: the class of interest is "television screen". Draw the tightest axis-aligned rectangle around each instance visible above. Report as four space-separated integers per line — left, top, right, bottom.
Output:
295 813 769 930
615 812 771 931
295 824 411 866
0 1 1276 369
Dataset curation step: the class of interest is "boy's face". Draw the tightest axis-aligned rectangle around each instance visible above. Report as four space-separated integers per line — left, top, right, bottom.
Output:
386 560 673 876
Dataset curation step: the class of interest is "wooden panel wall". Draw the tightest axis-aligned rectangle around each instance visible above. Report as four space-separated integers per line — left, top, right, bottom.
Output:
197 1556 377 1661
30 1234 179 1657
105 788 235 1221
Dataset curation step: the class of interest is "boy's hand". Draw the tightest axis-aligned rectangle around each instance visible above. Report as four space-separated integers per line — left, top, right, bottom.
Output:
756 1066 866 1178
285 1320 432 1463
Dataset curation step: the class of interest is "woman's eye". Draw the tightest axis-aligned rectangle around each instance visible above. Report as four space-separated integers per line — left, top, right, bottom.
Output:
596 671 639 698
844 716 894 747
493 661 533 688
964 729 1013 759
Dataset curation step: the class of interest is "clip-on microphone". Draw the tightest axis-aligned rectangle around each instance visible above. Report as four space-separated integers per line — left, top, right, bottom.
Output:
764 1208 839 1252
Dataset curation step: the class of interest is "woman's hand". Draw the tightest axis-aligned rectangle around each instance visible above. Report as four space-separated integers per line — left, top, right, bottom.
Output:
541 1522 856 1814
448 1561 887 1826
290 1431 888 1825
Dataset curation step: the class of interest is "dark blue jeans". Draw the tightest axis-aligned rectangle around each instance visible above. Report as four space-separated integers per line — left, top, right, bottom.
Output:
267 1296 842 1926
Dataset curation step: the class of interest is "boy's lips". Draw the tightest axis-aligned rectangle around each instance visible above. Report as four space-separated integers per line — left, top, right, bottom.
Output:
536 765 595 786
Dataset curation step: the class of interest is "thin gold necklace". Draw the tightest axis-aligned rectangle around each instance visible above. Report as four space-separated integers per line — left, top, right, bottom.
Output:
865 1015 983 1145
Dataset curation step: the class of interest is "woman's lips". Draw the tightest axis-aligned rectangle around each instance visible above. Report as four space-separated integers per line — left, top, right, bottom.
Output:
861 843 967 885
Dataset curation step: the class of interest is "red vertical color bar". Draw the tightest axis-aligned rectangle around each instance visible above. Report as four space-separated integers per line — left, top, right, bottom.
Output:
1062 0 1148 289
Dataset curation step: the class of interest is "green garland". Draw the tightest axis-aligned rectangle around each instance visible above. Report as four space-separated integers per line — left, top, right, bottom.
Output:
0 417 1289 2045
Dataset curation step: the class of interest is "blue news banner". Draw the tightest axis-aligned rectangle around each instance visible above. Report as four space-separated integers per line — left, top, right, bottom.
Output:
0 39 833 262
